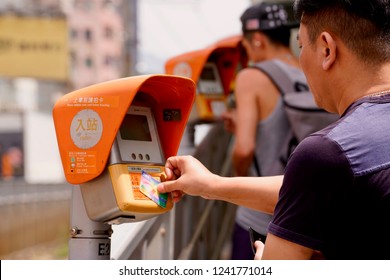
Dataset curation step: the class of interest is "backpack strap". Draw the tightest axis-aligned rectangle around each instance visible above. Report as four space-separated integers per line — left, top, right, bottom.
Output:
249 60 298 176
250 60 296 96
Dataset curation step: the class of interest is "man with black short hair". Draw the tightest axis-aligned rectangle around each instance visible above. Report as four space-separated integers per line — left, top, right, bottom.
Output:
158 0 390 260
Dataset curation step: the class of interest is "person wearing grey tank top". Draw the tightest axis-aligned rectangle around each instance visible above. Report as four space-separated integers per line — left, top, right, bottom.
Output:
234 61 307 257
222 2 307 259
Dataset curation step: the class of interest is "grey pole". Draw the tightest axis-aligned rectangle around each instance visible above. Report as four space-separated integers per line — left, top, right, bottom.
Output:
68 185 112 260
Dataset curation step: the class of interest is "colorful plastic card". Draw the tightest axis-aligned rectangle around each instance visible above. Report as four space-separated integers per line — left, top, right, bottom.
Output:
140 170 168 208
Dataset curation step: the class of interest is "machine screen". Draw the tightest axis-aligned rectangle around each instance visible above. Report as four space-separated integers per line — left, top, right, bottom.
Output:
200 66 217 81
116 105 164 164
197 62 223 95
120 114 152 142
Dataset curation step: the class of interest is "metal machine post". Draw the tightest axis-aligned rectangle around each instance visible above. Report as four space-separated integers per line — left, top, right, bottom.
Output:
68 185 112 260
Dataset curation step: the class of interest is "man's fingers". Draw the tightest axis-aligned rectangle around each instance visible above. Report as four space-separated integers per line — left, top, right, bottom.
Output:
171 190 184 203
158 180 181 194
164 156 182 180
254 240 265 260
174 169 181 178
158 182 184 203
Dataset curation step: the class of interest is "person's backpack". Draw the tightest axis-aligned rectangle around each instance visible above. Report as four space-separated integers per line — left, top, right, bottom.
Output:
251 60 339 174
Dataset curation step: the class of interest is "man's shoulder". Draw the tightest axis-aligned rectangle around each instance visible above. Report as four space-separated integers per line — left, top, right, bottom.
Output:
235 67 277 96
330 101 390 141
327 101 390 175
291 100 390 177
236 67 271 83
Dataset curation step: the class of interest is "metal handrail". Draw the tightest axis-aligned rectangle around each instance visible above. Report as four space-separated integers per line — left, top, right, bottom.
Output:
178 200 215 260
177 132 235 260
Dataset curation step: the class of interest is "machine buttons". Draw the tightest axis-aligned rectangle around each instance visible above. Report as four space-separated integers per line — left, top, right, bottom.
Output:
130 153 151 161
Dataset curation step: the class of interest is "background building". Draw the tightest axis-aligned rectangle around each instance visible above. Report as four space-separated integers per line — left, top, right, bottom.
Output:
66 0 131 89
0 0 136 183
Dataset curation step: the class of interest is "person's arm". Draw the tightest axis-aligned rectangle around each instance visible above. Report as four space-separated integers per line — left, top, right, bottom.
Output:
157 155 282 214
232 70 259 175
232 68 281 176
254 233 314 260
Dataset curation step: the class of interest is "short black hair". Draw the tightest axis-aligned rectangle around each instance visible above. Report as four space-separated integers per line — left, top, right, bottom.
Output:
243 28 292 48
293 0 390 64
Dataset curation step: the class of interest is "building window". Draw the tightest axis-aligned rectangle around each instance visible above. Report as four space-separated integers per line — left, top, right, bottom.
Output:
85 57 93 68
85 29 92 42
70 28 78 40
70 51 78 67
104 55 117 67
104 26 114 39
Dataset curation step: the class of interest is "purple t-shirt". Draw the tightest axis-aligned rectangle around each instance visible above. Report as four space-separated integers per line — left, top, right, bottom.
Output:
268 94 390 259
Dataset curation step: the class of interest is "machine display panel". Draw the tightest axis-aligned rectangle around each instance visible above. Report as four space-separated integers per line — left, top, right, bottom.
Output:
200 66 218 81
116 105 164 164
120 114 152 142
197 62 224 95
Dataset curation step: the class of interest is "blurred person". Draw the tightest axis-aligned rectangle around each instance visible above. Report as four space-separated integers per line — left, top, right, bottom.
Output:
2 148 13 180
1 146 23 180
158 0 390 259
222 2 306 259
7 146 23 177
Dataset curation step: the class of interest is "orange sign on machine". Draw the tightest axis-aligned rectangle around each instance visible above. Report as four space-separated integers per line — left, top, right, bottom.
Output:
165 35 248 121
53 75 195 224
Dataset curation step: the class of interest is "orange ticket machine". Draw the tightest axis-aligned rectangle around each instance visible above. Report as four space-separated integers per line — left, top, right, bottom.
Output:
53 75 195 224
165 35 247 122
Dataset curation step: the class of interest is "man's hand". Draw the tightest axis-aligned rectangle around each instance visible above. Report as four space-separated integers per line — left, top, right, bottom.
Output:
254 240 265 260
157 155 218 202
221 109 237 134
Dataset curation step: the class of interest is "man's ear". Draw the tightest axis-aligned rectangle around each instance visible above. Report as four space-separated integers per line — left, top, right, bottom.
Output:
252 32 267 47
320 32 337 70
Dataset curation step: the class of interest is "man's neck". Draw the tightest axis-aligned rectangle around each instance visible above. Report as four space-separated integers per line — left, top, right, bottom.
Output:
336 63 390 114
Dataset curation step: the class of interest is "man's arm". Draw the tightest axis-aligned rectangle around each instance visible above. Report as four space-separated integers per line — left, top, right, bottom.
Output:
157 155 282 214
232 69 259 175
254 233 314 260
232 68 281 176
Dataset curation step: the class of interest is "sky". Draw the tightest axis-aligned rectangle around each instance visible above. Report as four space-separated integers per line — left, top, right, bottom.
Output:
137 0 251 74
